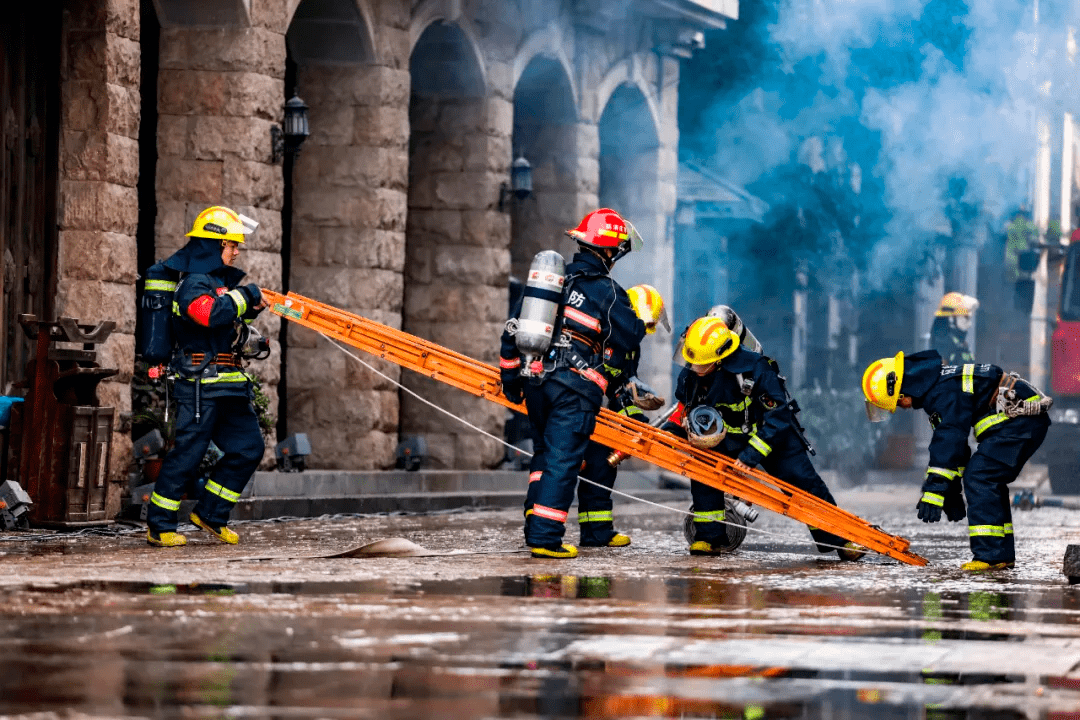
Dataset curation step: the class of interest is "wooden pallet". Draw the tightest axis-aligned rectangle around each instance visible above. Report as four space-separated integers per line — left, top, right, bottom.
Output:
263 289 927 566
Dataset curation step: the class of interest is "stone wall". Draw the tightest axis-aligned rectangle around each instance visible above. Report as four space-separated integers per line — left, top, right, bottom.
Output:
286 5 412 470
56 0 141 501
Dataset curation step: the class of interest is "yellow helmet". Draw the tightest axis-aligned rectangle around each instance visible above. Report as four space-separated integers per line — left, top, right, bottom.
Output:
185 206 257 243
626 284 671 335
681 316 741 366
862 351 905 422
935 292 979 317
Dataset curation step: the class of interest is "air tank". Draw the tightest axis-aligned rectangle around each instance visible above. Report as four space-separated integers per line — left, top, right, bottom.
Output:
707 304 763 354
515 250 565 376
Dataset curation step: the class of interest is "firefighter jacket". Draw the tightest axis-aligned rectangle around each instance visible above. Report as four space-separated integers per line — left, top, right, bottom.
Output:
901 349 1050 478
669 347 804 468
500 251 646 405
931 317 974 365
163 238 261 398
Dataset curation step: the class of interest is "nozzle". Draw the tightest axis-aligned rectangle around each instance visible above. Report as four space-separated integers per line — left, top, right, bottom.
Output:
729 498 758 523
607 449 628 467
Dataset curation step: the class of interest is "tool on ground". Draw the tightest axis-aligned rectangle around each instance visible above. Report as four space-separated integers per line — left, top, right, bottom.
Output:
1013 489 1080 510
262 289 928 566
0 480 33 530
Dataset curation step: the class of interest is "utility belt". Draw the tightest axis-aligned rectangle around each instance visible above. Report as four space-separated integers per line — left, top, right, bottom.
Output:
189 352 240 367
554 346 608 392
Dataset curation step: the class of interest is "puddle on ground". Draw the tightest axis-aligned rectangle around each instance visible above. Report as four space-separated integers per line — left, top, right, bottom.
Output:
1 572 1078 718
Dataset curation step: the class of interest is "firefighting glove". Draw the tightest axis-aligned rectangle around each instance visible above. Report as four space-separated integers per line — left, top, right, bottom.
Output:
915 474 950 523
942 483 967 522
500 370 524 405
625 376 664 411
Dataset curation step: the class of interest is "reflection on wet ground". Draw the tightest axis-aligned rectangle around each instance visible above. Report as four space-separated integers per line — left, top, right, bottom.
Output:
3 495 1080 717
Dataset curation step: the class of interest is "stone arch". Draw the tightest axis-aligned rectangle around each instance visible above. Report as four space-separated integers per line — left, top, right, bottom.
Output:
401 20 509 469
512 28 578 103
509 53 580 281
285 0 377 65
283 0 409 469
597 79 672 400
596 56 662 132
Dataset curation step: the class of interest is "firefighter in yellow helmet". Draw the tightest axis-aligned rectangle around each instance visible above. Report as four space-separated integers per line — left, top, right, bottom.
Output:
862 349 1050 571
144 206 268 548
661 316 864 560
575 284 668 548
931 291 979 365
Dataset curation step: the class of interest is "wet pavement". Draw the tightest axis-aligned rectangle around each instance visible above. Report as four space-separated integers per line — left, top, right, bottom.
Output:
3 487 1080 718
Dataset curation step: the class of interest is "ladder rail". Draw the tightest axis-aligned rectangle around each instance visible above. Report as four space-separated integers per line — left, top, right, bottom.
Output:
264 289 927 566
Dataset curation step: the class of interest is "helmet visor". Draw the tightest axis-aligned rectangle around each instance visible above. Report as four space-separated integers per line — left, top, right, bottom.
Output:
623 219 644 252
865 400 893 423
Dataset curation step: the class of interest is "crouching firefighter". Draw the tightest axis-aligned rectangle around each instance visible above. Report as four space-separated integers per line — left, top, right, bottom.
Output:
141 206 268 548
662 316 865 560
576 283 669 548
499 208 647 559
862 350 1052 571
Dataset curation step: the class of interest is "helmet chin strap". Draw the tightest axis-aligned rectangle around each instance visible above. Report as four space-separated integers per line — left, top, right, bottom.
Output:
581 244 618 269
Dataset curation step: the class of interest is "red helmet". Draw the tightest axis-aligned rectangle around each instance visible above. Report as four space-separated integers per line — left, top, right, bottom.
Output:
565 208 644 254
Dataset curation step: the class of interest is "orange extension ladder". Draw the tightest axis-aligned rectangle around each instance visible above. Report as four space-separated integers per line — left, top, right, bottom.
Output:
263 289 927 566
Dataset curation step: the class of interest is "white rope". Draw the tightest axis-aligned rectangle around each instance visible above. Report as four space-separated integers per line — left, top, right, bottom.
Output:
318 333 868 557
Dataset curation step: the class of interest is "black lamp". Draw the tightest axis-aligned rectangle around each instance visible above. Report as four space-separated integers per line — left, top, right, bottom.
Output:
499 155 533 211
271 94 311 164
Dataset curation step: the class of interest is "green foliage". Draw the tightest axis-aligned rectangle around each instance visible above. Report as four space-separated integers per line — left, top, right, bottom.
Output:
796 386 887 477
1005 214 1037 281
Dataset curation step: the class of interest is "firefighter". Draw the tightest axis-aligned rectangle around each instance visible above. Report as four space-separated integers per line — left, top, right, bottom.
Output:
862 350 1051 571
145 206 268 548
576 284 668 548
931 292 979 365
663 316 865 560
500 209 647 559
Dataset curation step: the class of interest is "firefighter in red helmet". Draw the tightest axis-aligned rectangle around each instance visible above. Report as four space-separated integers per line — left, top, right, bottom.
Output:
499 209 647 558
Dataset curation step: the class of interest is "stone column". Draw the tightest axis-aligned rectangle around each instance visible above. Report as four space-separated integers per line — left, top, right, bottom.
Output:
154 20 286 460
56 0 141 491
286 61 410 469
403 94 512 469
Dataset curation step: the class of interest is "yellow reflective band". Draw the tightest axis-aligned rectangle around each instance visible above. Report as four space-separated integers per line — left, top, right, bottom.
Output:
603 364 623 377
597 228 628 239
974 413 1008 438
748 435 772 457
1004 523 1013 534
172 300 181 316
969 524 1005 537
927 467 960 481
226 289 248 316
962 364 974 393
144 279 177 292
720 397 752 412
693 510 726 523
181 371 248 385
151 492 181 511
205 479 241 503
578 510 614 523
921 492 945 507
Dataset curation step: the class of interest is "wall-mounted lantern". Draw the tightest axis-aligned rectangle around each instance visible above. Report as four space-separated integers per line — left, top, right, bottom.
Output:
271 94 311 165
499 156 533 212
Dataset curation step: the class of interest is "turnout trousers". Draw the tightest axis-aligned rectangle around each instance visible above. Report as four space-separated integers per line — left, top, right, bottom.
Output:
523 379 599 549
577 440 619 546
146 390 265 534
691 447 846 551
964 418 1049 565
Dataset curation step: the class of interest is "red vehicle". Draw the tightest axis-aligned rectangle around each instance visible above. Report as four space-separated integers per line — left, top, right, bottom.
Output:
1049 241 1080 493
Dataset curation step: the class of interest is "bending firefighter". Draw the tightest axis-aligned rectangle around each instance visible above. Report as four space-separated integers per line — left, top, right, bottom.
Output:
575 283 669 548
499 208 647 559
143 206 268 548
663 315 864 560
931 292 978 365
863 350 1051 571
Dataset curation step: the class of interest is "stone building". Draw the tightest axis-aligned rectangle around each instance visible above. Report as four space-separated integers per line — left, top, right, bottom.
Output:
0 0 735 484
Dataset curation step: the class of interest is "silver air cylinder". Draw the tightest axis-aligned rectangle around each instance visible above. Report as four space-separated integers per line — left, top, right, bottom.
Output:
707 304 763 354
516 250 565 376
